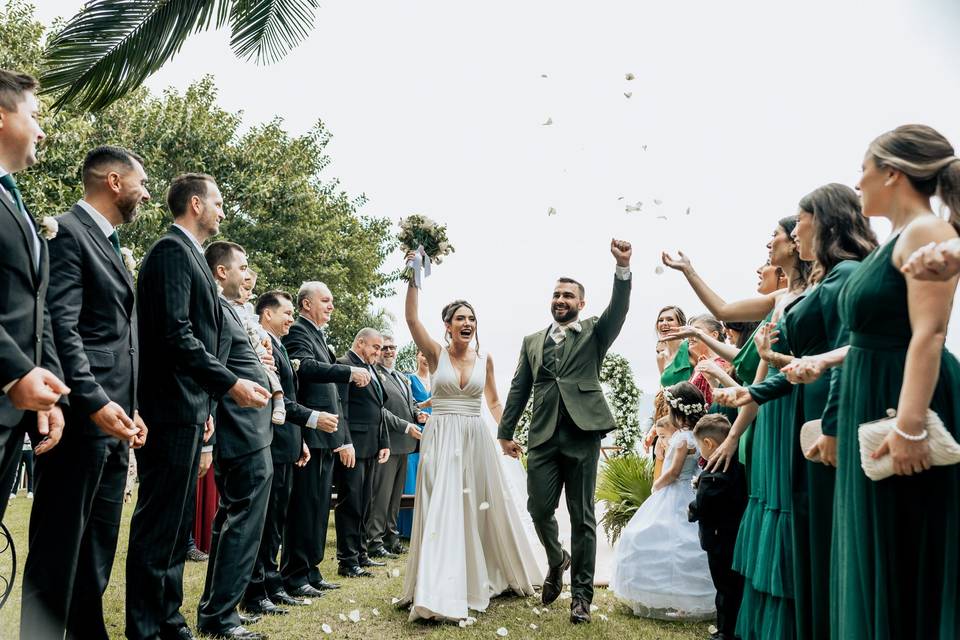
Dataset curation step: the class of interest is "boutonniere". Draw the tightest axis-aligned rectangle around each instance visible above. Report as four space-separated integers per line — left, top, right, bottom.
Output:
119 247 137 274
291 359 301 372
39 216 58 240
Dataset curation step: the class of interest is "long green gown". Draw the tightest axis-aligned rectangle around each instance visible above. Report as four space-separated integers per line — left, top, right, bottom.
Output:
832 237 960 639
732 314 772 478
732 317 797 639
739 261 859 639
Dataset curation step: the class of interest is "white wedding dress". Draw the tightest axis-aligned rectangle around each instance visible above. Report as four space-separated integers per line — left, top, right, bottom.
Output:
399 348 542 622
610 430 716 620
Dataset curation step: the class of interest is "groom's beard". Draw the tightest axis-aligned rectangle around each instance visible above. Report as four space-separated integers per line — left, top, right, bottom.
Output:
551 305 579 323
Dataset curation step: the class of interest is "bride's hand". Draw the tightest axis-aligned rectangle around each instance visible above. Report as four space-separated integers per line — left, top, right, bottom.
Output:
498 438 523 459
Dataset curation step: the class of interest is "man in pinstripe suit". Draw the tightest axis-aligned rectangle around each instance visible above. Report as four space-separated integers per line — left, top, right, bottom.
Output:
125 174 269 640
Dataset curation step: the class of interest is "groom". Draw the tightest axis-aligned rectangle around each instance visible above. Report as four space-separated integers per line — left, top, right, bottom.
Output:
499 239 632 624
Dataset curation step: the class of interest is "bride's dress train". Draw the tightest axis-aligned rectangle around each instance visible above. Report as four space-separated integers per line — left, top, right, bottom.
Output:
399 349 543 622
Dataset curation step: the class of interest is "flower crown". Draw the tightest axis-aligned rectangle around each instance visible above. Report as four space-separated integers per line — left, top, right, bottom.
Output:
663 388 708 416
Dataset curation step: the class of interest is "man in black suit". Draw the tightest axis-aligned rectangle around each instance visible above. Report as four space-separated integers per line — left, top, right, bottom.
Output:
367 334 426 558
197 241 276 640
335 329 397 578
127 174 269 640
0 69 69 525
280 282 371 597
242 290 339 614
20 146 150 640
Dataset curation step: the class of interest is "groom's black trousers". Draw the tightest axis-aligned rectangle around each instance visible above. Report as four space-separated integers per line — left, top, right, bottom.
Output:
526 407 601 602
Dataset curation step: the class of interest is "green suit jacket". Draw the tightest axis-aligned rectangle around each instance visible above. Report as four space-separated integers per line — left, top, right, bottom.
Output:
498 275 631 449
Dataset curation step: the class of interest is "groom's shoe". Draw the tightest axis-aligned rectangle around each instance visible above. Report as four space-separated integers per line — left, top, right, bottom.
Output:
541 550 571 605
570 596 592 624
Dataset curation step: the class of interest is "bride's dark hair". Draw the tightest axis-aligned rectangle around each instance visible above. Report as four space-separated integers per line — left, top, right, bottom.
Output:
441 299 479 350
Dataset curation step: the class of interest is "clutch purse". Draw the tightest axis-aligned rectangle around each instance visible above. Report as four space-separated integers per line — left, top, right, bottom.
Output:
799 419 823 463
858 409 960 481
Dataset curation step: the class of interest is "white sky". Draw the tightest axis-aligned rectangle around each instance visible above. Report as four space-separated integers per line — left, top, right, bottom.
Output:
36 0 960 393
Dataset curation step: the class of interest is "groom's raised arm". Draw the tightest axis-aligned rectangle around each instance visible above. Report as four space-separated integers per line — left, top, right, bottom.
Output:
498 337 534 441
594 240 633 353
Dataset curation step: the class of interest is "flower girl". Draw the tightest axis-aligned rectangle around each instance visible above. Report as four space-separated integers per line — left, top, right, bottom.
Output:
611 382 716 620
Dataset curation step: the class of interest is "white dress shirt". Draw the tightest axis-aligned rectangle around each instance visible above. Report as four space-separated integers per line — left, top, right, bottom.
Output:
172 222 205 255
76 199 115 237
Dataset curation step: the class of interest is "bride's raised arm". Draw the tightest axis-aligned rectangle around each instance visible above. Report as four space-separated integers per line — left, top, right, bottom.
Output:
483 354 504 423
405 279 442 372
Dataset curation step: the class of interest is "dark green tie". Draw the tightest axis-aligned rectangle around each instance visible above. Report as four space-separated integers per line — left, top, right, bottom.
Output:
277 340 289 360
108 229 121 257
0 173 27 217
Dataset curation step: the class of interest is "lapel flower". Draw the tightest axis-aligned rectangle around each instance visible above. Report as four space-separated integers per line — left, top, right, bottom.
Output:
39 216 58 240
291 358 301 372
119 247 137 274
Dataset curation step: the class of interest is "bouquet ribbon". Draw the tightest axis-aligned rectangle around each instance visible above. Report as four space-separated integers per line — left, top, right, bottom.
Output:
407 245 432 289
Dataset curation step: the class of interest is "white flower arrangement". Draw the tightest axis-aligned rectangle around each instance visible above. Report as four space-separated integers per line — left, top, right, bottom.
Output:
662 388 708 416
119 247 136 274
291 358 300 372
39 216 58 240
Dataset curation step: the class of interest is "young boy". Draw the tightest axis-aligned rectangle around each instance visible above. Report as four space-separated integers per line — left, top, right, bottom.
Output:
688 414 747 640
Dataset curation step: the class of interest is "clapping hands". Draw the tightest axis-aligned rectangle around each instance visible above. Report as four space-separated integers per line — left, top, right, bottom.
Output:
782 356 827 384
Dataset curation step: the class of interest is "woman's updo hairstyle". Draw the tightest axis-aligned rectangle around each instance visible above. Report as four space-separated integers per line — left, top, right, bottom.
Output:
654 305 687 335
869 124 960 233
441 299 479 349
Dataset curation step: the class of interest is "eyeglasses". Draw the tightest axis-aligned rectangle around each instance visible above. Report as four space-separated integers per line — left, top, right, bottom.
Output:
381 346 397 352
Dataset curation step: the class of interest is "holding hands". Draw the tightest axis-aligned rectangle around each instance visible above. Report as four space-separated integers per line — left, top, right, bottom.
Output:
712 386 753 408
783 356 827 384
498 438 523 459
901 238 960 281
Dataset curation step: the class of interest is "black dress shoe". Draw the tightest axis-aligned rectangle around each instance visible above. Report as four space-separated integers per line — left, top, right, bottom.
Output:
358 556 386 567
386 542 407 555
202 625 265 639
238 612 262 625
310 578 341 591
570 596 591 624
368 546 399 559
269 590 308 606
159 625 196 640
241 598 288 616
337 565 374 578
186 547 209 562
541 549 571 605
287 583 325 599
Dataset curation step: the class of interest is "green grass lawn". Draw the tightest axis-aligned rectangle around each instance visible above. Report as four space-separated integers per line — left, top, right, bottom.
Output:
0 490 707 639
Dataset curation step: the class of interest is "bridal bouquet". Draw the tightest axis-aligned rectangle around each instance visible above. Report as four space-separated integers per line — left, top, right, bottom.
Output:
399 214 454 287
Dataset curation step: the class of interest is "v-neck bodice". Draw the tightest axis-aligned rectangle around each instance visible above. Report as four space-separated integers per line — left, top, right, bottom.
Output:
430 348 485 416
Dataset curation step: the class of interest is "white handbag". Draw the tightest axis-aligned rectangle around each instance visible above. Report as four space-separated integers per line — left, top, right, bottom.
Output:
858 409 960 481
799 419 823 463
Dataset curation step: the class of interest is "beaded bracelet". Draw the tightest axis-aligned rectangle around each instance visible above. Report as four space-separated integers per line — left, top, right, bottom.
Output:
893 425 929 442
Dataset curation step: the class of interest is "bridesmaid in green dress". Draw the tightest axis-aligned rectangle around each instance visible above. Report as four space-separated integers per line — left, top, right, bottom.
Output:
721 184 877 639
662 220 810 639
786 125 960 639
655 305 691 387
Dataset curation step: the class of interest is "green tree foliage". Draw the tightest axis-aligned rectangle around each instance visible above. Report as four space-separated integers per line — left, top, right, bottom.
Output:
395 341 418 374
1 1 394 349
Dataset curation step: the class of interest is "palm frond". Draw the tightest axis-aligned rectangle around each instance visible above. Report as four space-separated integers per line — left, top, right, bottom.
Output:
229 0 319 64
595 454 654 544
40 0 229 111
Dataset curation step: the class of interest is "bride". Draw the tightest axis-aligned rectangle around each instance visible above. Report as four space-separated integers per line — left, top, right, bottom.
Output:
398 275 543 622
